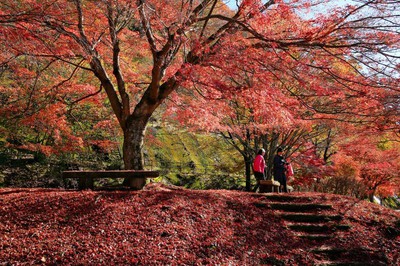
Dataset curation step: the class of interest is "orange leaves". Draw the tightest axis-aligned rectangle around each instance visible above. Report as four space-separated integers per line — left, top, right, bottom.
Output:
331 153 361 180
16 102 85 154
22 103 65 127
330 129 400 197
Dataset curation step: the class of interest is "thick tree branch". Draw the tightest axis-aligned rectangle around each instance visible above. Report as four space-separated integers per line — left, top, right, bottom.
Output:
107 2 130 121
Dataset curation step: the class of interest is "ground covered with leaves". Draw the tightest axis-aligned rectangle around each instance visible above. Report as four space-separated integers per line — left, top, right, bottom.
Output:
1 183 399 265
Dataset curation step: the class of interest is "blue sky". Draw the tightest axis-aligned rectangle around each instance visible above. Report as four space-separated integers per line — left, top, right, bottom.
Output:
224 0 238 10
224 0 354 12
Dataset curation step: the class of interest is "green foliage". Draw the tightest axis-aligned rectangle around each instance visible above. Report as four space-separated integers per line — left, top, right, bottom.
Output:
144 126 245 190
382 197 400 210
0 144 124 188
0 123 246 190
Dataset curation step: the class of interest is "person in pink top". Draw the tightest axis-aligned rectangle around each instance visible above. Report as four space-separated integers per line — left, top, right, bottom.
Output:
253 148 266 181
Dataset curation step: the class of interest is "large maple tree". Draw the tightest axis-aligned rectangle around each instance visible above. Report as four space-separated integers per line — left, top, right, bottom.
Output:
0 0 399 189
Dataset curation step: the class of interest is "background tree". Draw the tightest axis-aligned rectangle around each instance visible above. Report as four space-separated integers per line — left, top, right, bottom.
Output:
338 131 400 201
166 58 316 191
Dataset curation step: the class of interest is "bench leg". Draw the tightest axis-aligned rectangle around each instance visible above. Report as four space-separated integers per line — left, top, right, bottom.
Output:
260 185 274 193
78 177 94 190
126 177 146 190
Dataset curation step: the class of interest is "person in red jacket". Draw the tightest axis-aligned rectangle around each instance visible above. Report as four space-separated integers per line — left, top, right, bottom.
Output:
253 148 266 181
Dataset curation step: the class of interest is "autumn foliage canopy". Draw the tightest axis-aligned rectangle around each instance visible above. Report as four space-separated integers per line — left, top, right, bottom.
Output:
0 0 399 190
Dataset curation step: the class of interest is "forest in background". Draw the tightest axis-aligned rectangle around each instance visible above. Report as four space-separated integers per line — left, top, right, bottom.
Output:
1 115 399 209
0 123 243 190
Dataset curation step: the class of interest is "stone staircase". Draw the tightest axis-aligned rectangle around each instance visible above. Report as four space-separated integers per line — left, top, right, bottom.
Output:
259 194 388 266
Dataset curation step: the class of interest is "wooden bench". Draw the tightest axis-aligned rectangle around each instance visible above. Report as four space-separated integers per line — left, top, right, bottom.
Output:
62 170 159 190
259 179 281 193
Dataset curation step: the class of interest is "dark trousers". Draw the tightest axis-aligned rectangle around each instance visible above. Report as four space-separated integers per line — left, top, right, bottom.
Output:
274 171 287 192
280 176 288 193
254 171 265 181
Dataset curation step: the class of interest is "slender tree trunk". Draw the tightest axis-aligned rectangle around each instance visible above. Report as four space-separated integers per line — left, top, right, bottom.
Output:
266 132 279 180
244 156 252 191
369 187 377 203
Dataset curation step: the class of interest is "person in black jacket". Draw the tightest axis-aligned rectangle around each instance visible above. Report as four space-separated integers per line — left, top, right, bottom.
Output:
273 147 288 192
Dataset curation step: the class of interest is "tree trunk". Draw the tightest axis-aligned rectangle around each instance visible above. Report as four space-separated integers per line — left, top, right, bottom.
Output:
244 156 252 191
368 187 377 203
122 116 148 189
119 78 177 189
266 132 279 180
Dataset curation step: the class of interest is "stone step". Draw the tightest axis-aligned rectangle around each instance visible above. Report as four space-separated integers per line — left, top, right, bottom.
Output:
312 247 347 259
297 234 334 241
281 213 342 223
270 203 333 212
288 224 351 234
312 247 388 266
315 261 386 266
262 194 313 202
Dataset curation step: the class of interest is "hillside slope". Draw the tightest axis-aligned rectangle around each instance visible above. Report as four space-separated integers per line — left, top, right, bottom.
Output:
1 184 399 265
